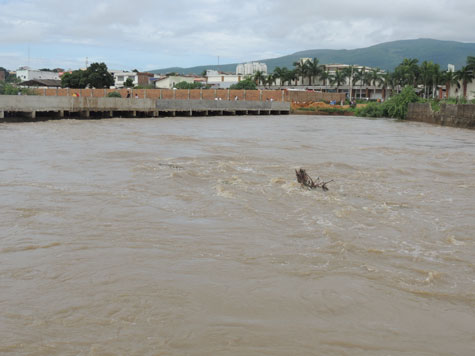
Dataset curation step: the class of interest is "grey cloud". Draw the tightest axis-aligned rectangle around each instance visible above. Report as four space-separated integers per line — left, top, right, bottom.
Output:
1 0 474 67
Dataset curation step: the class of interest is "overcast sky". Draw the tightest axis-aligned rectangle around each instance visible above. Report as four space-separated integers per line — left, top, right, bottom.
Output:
1 0 474 71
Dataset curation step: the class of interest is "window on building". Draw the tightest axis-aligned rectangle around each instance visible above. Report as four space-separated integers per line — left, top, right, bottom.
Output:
117 76 124 81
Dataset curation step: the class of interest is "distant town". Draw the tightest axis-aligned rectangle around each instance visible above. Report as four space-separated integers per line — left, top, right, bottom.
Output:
1 56 474 101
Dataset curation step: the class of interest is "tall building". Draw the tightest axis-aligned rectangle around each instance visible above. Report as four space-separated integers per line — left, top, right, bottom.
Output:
236 62 267 76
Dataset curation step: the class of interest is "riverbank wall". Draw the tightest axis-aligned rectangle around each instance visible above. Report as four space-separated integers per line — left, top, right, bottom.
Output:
0 96 290 122
407 103 475 129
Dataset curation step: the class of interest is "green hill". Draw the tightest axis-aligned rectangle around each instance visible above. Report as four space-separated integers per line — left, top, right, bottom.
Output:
150 39 475 75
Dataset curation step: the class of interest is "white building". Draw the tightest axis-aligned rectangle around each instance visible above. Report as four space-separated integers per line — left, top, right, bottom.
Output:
205 70 243 89
236 62 267 75
111 71 138 87
152 75 196 89
16 69 60 81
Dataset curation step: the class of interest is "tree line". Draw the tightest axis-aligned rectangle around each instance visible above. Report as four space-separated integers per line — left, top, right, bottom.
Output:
252 56 475 99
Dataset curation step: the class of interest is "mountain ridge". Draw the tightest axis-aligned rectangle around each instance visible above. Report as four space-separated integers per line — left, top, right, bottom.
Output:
150 38 475 75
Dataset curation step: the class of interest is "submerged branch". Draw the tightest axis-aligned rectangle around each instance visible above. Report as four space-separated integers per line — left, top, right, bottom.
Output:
295 168 333 191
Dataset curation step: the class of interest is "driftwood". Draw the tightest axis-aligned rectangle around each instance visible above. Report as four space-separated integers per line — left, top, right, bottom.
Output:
295 168 333 191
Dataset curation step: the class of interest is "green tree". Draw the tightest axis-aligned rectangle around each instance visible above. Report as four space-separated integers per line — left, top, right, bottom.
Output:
273 67 293 86
124 78 134 88
455 66 475 99
319 69 330 87
443 70 459 98
84 62 114 88
399 58 420 86
352 67 364 99
379 72 393 100
230 78 257 90
253 70 266 86
384 86 420 119
61 70 86 88
329 69 347 92
61 62 113 89
368 68 383 98
304 58 324 86
292 60 305 85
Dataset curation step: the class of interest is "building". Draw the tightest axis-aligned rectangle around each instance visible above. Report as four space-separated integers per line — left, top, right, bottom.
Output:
0 70 5 82
205 70 243 89
16 69 60 82
111 71 154 88
236 62 267 75
151 75 198 89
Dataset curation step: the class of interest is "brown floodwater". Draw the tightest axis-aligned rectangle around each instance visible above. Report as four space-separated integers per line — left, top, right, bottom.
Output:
1 115 474 355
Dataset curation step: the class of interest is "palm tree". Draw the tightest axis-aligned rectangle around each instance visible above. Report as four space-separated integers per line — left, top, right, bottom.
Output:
419 61 433 98
288 69 298 86
352 67 365 99
379 72 392 100
273 67 286 87
329 69 347 93
443 70 459 98
362 70 372 99
400 58 420 87
342 66 355 99
265 73 276 87
292 60 305 85
455 66 475 99
319 68 330 87
304 58 324 86
253 70 266 86
368 68 382 99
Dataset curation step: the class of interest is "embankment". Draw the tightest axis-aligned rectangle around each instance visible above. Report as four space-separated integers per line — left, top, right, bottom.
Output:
407 103 475 129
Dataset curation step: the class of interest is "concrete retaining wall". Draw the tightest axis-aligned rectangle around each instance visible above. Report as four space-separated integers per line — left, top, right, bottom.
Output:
0 96 290 121
407 103 475 129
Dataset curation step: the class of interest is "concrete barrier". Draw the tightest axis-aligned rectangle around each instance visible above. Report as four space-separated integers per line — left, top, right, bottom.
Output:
0 96 290 121
407 103 475 129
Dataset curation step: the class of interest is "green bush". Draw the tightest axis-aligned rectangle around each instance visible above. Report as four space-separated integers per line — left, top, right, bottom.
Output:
229 79 257 90
0 82 36 95
430 100 441 112
106 91 122 98
383 86 420 119
355 102 385 118
174 81 206 89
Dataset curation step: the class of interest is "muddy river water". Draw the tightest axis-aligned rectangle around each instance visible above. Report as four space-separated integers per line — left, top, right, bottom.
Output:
1 115 474 355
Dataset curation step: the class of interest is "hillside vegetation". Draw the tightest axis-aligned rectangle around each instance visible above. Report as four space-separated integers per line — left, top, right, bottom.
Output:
151 39 475 75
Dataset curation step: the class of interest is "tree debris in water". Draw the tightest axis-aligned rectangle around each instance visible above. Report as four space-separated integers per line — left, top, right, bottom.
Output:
295 168 333 191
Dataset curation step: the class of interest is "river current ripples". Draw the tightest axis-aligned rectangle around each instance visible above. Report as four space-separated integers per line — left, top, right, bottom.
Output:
0 115 474 355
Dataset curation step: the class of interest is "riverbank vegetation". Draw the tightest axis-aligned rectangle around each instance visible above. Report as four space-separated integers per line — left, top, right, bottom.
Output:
0 81 36 95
